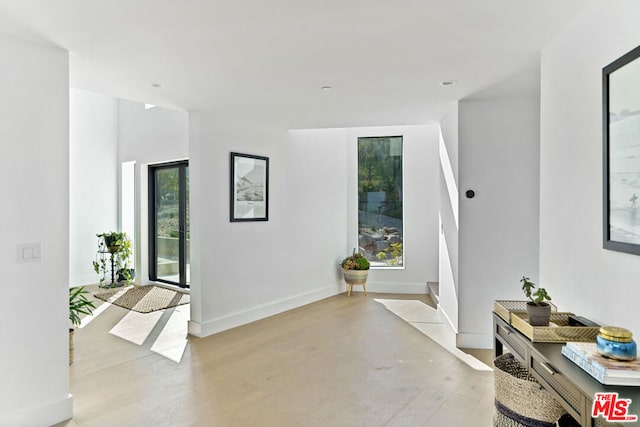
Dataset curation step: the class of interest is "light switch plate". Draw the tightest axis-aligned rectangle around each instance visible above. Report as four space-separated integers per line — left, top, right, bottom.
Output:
17 243 41 263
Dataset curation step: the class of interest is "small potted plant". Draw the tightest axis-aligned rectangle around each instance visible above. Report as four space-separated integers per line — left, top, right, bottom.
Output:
520 276 552 326
69 286 96 365
341 249 370 296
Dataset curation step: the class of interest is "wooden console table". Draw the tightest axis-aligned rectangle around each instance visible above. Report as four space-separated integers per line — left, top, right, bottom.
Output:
494 313 640 427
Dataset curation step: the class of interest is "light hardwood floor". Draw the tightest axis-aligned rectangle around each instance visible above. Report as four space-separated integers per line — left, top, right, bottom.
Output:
57 291 495 426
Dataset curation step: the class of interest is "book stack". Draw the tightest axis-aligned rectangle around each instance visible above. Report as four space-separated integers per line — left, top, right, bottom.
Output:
562 342 640 386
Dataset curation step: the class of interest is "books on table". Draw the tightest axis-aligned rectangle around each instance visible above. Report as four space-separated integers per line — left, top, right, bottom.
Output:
562 341 640 386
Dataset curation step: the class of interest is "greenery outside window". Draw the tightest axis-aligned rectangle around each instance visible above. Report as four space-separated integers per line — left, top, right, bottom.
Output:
358 136 403 268
148 160 190 288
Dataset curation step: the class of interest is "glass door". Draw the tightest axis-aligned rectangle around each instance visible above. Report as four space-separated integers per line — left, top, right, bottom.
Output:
149 161 190 288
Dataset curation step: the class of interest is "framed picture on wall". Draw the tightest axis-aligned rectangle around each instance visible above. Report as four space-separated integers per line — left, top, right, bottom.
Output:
603 45 640 254
230 152 269 222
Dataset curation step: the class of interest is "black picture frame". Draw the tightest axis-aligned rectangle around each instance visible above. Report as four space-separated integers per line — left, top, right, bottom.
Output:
603 45 640 255
230 152 269 222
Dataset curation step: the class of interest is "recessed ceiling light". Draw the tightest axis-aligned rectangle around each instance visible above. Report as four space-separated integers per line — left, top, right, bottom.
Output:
440 80 457 86
320 86 333 91
151 83 163 88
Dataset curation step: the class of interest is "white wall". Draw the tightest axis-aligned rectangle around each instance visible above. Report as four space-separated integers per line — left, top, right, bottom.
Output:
540 1 640 333
0 34 72 426
346 125 440 293
117 100 189 284
187 118 439 336
69 95 188 286
457 96 540 348
188 119 348 336
438 104 460 331
117 100 188 164
69 88 118 286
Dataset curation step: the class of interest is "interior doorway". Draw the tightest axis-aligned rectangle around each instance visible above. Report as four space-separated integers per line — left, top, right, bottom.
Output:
148 160 190 288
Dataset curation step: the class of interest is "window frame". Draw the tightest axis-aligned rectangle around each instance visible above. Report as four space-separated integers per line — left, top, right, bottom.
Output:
357 135 405 269
148 160 190 288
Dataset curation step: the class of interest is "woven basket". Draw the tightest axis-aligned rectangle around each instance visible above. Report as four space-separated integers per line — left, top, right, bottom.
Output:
493 410 528 427
69 329 74 365
494 353 566 427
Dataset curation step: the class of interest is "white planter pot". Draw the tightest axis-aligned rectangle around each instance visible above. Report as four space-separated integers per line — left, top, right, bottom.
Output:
342 269 369 296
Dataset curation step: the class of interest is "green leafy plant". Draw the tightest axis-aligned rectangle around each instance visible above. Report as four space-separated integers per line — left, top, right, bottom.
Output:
92 254 107 282
376 242 403 266
341 249 370 270
69 286 96 327
520 276 551 306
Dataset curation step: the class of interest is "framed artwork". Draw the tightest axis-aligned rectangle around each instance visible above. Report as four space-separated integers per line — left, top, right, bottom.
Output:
230 152 269 222
603 45 640 254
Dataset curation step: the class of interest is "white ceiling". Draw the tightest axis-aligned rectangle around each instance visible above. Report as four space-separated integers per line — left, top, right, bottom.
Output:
0 0 589 129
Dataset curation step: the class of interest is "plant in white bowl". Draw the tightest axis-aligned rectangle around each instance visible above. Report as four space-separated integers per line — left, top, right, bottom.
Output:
341 249 370 297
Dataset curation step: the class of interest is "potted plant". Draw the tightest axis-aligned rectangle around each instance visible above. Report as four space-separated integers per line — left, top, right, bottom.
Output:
69 286 96 365
93 231 133 287
520 276 552 326
341 249 370 296
103 232 123 252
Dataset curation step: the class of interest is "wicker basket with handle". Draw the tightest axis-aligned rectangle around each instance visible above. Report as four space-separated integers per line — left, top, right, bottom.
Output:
494 353 566 426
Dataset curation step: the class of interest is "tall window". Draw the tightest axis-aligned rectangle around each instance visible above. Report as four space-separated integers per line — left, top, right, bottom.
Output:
358 136 403 268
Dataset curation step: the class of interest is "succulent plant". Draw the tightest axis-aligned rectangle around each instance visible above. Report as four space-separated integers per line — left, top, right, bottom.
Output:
341 249 370 270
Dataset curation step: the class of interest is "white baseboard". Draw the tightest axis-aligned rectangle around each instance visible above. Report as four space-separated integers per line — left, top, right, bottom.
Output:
69 274 98 287
188 281 430 338
435 303 492 349
188 285 341 338
0 393 73 427
456 333 493 349
349 281 427 294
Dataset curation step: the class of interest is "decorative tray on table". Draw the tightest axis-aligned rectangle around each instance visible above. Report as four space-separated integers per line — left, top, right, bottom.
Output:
494 300 599 343
494 300 557 323
510 312 600 343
